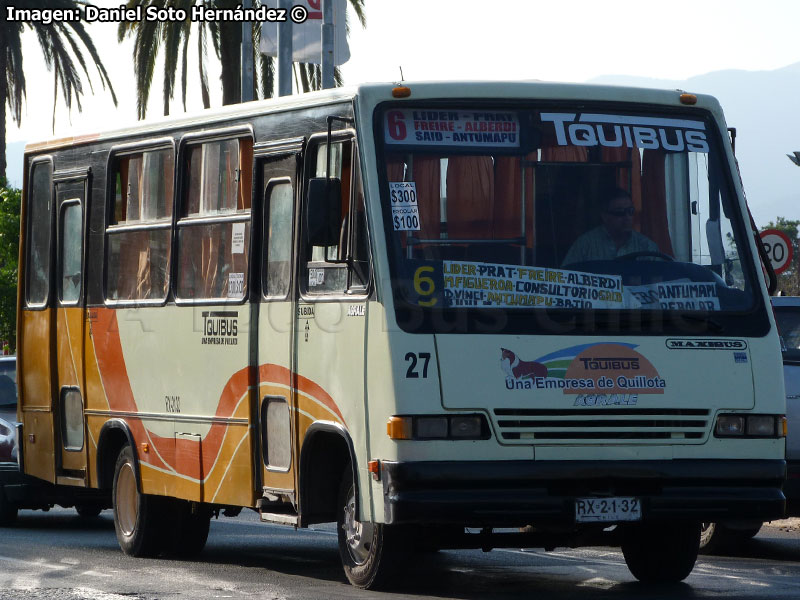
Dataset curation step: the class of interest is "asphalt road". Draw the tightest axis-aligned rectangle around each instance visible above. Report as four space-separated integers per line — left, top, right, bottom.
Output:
2 508 800 600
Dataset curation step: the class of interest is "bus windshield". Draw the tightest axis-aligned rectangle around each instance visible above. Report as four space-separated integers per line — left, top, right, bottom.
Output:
378 105 756 325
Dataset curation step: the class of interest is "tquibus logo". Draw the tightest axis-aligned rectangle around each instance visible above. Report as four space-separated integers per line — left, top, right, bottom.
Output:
541 113 709 153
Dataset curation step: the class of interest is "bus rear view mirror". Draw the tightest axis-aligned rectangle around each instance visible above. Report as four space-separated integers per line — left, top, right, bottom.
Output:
306 177 342 247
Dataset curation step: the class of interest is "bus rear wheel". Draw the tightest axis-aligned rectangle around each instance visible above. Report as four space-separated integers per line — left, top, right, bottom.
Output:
75 504 103 518
699 521 762 554
112 445 166 557
621 521 699 583
165 500 211 557
0 486 17 526
336 464 403 589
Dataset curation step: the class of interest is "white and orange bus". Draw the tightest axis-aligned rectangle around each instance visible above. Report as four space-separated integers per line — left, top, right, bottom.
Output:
14 82 785 588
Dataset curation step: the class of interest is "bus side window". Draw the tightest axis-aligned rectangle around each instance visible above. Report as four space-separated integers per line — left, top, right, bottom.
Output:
176 137 253 301
303 140 349 294
303 139 371 296
60 202 83 304
347 154 370 290
264 180 293 298
105 148 174 303
26 161 53 307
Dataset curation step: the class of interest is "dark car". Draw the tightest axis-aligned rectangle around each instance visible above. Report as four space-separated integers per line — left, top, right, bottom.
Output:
700 296 799 551
0 355 109 525
0 356 20 524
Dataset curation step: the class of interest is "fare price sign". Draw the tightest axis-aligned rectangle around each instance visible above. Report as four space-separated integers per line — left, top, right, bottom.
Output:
760 229 794 274
389 182 420 231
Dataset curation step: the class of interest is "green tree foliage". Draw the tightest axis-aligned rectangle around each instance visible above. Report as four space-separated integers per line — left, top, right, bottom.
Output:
0 178 19 352
761 217 800 296
117 0 366 119
0 0 118 180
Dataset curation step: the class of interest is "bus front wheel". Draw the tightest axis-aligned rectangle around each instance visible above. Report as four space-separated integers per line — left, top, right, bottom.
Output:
621 521 700 583
112 445 165 557
336 464 403 589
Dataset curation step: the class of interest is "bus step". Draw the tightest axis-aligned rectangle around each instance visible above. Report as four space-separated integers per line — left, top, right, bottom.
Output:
260 511 299 525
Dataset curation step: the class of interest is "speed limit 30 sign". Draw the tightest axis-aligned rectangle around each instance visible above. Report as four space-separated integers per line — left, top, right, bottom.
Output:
760 229 794 274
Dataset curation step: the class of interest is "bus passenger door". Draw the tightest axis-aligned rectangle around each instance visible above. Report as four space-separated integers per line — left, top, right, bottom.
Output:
257 152 301 507
53 176 88 483
294 133 371 513
20 159 56 483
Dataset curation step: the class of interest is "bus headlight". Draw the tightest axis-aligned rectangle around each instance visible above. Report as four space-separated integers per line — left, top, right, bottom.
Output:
387 414 490 440
747 415 777 436
715 415 745 436
715 414 784 438
415 417 448 439
450 415 484 439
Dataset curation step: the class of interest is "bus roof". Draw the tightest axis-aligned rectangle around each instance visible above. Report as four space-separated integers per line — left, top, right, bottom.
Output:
24 80 722 154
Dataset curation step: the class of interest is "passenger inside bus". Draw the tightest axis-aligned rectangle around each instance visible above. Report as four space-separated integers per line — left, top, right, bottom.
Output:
561 187 659 266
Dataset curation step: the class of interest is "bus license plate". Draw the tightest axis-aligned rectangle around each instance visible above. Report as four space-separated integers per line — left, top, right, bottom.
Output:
575 497 641 523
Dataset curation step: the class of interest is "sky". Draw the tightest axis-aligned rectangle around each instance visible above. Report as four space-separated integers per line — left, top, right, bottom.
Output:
8 0 800 143
6 0 800 224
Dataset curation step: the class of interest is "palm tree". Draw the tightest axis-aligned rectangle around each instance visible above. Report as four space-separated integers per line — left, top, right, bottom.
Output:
117 0 366 119
0 0 118 180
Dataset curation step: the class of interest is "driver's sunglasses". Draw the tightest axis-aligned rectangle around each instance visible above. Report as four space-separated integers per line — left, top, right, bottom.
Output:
605 207 635 217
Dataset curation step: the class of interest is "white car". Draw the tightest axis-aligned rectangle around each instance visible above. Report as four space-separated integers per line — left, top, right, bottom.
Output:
700 296 799 552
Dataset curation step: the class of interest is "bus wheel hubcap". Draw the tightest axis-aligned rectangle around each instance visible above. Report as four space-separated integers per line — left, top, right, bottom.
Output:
117 462 138 536
343 486 374 565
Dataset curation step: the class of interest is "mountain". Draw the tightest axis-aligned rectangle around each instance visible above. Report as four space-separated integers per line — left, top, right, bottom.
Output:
590 62 800 228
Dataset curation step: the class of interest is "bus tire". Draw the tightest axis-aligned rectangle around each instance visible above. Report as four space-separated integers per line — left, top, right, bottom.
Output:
699 521 761 554
75 504 103 518
734 523 763 540
699 521 718 552
112 445 165 557
621 521 699 583
0 486 18 526
336 464 402 589
166 500 211 557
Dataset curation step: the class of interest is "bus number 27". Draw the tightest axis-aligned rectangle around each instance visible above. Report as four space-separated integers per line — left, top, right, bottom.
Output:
405 352 431 378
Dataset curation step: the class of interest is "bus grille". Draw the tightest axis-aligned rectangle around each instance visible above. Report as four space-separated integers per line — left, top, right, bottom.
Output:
492 408 711 444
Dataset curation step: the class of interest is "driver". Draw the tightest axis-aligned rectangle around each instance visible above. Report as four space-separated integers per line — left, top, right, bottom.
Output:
562 187 659 265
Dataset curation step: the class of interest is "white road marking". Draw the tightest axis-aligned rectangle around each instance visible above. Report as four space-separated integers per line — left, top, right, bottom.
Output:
73 588 141 600
576 576 616 589
218 519 338 535
80 570 113 578
10 577 38 589
497 547 626 568
0 555 68 570
499 547 799 588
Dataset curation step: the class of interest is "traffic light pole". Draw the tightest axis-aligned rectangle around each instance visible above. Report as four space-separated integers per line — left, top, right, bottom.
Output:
322 0 334 89
241 0 254 102
277 0 293 97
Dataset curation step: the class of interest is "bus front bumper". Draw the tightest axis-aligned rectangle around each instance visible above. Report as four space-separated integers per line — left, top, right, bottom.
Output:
380 459 785 526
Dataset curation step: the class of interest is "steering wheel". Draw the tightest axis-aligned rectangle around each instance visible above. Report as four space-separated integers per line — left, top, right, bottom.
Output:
617 251 675 262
